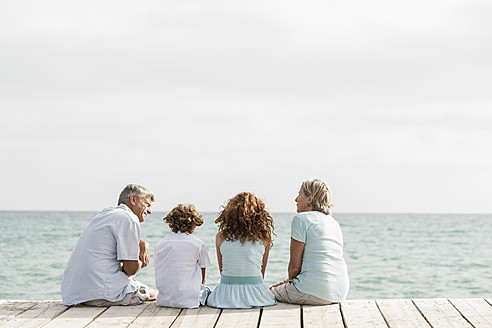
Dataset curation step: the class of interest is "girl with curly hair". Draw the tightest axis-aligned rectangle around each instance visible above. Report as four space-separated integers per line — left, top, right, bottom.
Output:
206 192 277 308
154 204 211 308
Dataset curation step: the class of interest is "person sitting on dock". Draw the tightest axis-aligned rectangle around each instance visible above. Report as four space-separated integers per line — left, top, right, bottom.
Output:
206 192 277 309
154 204 211 308
270 178 349 305
61 184 158 306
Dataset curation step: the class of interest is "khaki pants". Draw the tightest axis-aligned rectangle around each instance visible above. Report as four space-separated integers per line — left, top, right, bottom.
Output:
83 281 150 307
270 281 335 305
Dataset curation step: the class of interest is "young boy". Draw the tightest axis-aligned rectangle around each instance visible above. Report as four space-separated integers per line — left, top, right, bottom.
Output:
154 204 210 308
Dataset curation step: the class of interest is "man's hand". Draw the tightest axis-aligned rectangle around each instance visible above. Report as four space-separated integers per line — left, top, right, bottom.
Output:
139 240 150 268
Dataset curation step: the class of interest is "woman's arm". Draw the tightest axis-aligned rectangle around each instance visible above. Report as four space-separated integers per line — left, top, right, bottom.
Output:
215 233 224 275
261 239 272 278
288 238 305 280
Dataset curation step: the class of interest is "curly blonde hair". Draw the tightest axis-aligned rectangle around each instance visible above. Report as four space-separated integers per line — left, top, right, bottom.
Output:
163 204 204 234
215 192 274 244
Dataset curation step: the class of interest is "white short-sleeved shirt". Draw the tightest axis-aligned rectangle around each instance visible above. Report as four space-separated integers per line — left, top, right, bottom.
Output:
291 211 349 302
154 232 210 308
61 204 141 305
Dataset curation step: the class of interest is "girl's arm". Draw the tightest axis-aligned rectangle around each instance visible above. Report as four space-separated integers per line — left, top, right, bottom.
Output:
261 238 272 278
201 268 206 285
215 233 224 275
288 238 305 280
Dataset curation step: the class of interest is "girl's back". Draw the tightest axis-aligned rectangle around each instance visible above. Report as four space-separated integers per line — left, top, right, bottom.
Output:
220 240 264 276
207 192 276 309
207 238 276 309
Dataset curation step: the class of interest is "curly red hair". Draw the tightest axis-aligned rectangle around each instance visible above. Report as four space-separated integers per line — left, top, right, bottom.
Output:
215 192 274 244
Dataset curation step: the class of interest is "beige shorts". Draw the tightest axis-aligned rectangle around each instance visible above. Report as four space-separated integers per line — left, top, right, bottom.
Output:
83 280 151 307
270 281 334 305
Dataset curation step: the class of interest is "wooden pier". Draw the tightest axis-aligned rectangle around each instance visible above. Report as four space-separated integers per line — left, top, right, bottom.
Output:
1 298 492 327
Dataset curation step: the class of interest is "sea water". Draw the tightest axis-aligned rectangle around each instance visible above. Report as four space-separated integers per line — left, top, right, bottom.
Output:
1 211 491 301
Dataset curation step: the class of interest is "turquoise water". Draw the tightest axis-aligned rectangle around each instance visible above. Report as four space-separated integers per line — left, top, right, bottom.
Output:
1 211 491 300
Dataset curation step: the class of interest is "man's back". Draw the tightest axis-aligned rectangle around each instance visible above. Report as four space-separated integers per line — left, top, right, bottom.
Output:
61 204 141 305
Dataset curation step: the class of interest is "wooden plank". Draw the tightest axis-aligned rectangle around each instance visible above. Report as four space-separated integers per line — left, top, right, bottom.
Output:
127 303 181 327
85 303 149 328
260 303 300 328
215 308 260 328
41 304 108 328
170 306 220 328
303 304 344 328
0 301 67 328
0 301 36 325
412 299 472 328
449 298 492 328
341 300 387 328
376 299 430 328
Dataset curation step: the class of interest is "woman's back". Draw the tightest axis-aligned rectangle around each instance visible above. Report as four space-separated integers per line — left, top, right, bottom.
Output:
292 211 349 302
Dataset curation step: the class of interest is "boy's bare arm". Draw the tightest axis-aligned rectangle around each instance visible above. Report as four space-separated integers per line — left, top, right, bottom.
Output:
201 268 206 285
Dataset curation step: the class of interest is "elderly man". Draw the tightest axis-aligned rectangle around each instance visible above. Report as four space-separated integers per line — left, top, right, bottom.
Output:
61 184 158 306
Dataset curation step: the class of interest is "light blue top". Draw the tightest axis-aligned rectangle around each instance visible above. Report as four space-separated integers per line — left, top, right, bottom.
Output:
220 239 264 276
291 211 349 302
206 240 276 308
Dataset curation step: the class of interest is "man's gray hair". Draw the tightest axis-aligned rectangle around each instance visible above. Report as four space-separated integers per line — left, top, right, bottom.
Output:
118 184 155 205
301 178 333 215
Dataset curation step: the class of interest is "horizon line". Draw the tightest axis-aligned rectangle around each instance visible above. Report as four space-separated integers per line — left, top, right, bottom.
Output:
0 209 491 215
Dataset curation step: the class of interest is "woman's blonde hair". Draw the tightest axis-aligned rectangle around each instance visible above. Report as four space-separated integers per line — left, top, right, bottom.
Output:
215 192 274 244
163 204 204 234
301 178 333 215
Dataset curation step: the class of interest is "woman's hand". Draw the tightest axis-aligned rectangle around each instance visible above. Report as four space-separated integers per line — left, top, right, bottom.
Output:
270 279 289 289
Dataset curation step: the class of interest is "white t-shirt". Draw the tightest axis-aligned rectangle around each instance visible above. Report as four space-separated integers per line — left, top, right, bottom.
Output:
61 204 141 305
291 211 350 302
154 232 210 308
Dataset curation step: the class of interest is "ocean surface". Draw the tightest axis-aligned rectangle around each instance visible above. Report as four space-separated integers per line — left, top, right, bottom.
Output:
1 211 491 301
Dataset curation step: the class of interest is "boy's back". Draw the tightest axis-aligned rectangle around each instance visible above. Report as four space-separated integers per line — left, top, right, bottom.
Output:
154 232 210 308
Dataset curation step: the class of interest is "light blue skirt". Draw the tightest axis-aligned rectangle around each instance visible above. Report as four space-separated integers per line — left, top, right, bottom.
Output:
206 275 277 309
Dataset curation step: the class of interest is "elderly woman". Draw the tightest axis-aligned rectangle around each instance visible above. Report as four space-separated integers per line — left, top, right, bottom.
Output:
271 179 349 305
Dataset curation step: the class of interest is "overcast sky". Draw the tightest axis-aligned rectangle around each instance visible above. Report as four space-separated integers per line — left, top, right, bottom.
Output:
1 0 491 213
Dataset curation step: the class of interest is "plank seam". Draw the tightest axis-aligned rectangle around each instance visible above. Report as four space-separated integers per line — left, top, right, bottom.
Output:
300 305 304 328
38 304 73 328
125 303 151 328
339 302 348 328
0 302 38 326
374 300 391 328
484 299 492 307
212 308 223 328
411 300 435 328
169 308 184 328
447 299 477 328
82 306 110 328
256 308 263 328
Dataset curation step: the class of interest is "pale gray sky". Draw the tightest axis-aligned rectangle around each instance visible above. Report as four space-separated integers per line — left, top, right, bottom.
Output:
1 0 491 213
